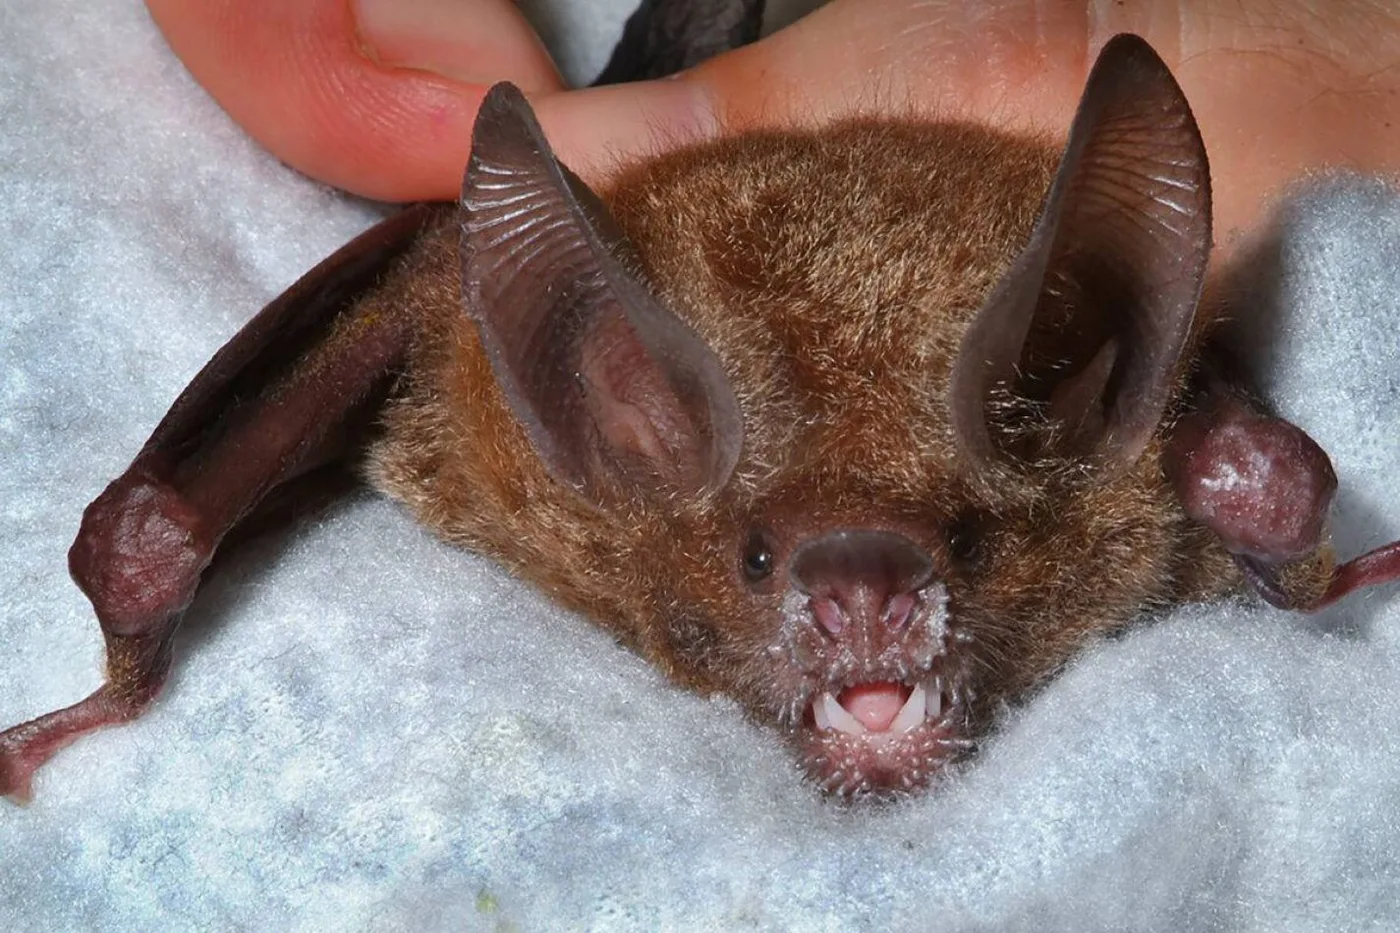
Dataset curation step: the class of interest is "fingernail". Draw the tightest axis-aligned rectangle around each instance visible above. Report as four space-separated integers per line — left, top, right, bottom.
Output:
352 0 547 84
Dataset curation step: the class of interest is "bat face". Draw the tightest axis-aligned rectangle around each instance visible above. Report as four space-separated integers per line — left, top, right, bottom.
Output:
369 38 1235 796
590 125 1230 796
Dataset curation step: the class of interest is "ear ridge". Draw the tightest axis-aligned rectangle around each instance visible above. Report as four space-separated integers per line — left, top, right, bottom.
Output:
950 33 1212 478
460 83 743 505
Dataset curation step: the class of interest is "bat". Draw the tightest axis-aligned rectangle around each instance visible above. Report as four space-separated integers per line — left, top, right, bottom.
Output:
4 16 1398 802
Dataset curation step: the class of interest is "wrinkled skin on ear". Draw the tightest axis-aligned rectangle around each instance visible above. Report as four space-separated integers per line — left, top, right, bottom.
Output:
459 83 744 509
950 33 1211 479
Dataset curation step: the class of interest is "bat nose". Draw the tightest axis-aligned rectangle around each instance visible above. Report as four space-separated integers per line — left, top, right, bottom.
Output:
789 530 934 636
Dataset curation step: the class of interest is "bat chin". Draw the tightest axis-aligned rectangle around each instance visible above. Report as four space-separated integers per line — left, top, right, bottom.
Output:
795 677 973 798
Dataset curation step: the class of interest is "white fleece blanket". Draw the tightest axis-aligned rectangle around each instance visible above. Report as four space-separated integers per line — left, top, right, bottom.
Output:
4 3 1400 931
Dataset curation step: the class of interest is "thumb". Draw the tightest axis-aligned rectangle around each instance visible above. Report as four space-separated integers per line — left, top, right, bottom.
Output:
145 0 566 202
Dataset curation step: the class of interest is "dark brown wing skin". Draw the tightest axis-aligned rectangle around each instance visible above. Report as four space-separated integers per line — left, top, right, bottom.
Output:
0 203 442 802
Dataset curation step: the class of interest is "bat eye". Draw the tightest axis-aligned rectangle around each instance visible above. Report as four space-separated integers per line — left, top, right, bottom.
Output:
947 513 984 566
741 530 776 583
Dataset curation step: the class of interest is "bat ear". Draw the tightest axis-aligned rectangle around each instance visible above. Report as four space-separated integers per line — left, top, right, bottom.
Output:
460 83 743 508
949 33 1211 478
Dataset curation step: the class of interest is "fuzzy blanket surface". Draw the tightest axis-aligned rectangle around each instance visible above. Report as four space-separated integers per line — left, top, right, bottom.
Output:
4 3 1400 931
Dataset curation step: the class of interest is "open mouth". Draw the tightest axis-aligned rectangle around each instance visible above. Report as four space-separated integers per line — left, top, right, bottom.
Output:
812 680 942 734
798 675 971 797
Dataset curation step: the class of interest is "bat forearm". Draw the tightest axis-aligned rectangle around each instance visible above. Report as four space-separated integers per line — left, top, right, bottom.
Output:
71 210 430 635
1 205 437 800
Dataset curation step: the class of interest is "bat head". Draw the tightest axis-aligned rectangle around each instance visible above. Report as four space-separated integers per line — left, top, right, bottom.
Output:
451 34 1220 797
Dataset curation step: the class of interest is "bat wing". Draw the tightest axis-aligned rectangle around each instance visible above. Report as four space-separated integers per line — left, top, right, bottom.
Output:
1 202 442 801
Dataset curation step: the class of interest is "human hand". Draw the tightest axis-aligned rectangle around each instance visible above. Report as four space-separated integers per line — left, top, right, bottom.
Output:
146 0 1400 244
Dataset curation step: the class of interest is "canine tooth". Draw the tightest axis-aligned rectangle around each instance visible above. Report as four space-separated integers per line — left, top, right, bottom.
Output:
820 692 868 735
890 683 927 733
812 694 831 730
925 682 943 719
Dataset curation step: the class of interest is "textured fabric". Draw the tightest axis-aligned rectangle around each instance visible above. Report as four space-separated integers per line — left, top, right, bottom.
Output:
3 3 1400 930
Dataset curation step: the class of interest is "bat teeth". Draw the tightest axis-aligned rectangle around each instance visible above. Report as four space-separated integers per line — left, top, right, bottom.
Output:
816 692 867 735
811 693 831 731
888 683 927 734
926 677 945 720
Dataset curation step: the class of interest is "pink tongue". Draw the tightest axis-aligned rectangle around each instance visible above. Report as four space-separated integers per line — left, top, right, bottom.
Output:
837 683 908 732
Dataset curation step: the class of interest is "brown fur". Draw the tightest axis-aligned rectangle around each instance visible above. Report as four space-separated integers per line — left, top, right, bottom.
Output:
365 118 1240 786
